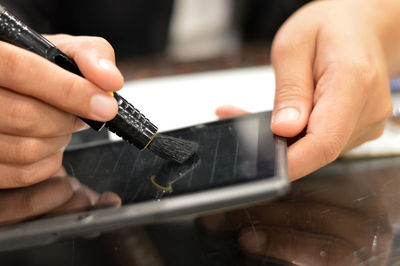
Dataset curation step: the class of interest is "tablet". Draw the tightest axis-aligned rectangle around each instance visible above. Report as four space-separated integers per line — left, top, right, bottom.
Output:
0 111 288 251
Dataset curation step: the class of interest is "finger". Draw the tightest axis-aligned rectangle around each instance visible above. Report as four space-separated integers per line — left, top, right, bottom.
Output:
53 166 68 177
342 120 386 154
287 68 365 180
46 34 124 92
95 192 122 208
49 189 93 215
270 14 317 137
0 134 70 164
215 106 249 119
0 88 86 137
200 202 376 249
0 151 64 188
0 177 74 225
48 180 112 215
238 226 362 266
0 41 118 122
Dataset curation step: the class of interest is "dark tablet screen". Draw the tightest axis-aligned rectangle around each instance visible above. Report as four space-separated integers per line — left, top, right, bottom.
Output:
63 111 276 204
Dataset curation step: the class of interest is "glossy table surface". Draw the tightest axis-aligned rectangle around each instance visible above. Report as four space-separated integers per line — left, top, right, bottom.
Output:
0 156 399 266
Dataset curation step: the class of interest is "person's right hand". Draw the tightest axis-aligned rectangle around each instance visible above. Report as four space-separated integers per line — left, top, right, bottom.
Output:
0 34 123 188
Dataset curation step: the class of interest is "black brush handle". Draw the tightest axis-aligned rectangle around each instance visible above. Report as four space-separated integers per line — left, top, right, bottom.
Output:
0 5 158 149
0 7 105 130
106 93 157 149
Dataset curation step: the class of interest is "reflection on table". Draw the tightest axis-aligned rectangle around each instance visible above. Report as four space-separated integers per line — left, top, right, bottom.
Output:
0 156 400 265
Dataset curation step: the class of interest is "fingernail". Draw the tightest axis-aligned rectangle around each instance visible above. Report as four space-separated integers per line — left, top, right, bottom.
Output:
90 94 117 121
239 230 267 252
76 120 90 132
98 59 119 72
79 123 90 131
272 107 300 124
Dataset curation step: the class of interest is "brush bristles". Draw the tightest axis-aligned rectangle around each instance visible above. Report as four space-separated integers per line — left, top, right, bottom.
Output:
147 134 198 164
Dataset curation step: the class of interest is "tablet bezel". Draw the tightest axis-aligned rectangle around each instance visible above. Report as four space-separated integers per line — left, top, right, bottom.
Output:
0 113 288 252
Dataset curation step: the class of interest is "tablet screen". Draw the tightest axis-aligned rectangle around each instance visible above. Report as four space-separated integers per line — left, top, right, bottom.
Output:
63 111 276 204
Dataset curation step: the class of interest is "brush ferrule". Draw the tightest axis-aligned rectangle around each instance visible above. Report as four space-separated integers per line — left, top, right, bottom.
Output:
105 93 158 149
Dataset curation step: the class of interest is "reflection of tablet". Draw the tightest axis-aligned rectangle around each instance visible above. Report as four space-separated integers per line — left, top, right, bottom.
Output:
0 111 288 251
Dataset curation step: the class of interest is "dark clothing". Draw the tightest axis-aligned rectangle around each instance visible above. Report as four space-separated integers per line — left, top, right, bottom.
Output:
0 0 310 59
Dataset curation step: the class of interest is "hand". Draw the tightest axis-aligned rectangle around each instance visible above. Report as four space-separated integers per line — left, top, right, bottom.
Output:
0 174 121 226
218 0 400 181
270 0 397 180
0 34 123 188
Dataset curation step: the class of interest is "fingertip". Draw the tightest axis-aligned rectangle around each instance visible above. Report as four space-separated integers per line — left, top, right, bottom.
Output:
74 51 124 92
96 58 125 91
271 107 307 137
90 94 118 121
215 105 248 119
49 35 125 92
238 228 268 254
96 192 122 208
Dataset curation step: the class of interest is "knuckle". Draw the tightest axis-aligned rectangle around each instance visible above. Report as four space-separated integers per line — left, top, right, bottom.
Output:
93 36 112 48
367 98 392 125
356 64 379 96
367 123 386 142
381 101 393 121
14 152 63 187
14 139 42 164
336 58 378 92
275 81 310 105
13 166 39 187
0 47 27 82
58 77 81 111
358 62 378 86
318 135 343 165
94 37 115 55
272 38 299 60
80 36 115 57
9 101 40 133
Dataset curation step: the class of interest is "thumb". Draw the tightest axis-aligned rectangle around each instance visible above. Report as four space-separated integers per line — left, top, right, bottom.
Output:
270 21 316 138
46 34 124 93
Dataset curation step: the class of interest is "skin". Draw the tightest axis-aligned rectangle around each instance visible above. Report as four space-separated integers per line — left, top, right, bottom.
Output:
0 34 123 188
0 0 399 186
217 0 400 181
0 175 121 225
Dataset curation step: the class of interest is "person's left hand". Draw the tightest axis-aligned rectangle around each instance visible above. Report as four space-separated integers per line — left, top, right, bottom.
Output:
217 0 396 181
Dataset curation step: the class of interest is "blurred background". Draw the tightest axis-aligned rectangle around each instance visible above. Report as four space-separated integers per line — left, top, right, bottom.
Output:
1 1 400 265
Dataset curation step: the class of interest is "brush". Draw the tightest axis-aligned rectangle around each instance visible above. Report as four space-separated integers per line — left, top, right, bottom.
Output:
0 4 198 164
